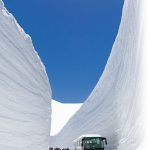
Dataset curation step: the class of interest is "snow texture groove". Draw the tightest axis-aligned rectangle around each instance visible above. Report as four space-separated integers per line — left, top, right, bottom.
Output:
50 0 150 149
0 1 51 150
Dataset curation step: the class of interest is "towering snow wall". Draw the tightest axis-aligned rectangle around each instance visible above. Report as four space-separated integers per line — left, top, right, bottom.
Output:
50 0 150 149
0 1 51 150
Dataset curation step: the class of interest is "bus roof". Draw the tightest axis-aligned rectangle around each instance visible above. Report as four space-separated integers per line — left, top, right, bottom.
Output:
73 134 102 142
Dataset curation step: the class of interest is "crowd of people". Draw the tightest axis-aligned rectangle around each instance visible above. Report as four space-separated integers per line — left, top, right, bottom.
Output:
49 147 70 150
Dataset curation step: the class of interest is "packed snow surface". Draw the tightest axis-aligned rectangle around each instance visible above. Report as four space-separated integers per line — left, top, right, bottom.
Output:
0 1 51 150
51 0 150 149
51 100 82 136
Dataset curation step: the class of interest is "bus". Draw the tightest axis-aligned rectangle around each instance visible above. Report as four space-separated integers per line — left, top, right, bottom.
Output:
73 134 107 150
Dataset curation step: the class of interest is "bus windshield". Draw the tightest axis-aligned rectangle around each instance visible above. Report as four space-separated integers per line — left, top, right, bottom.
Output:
82 137 104 149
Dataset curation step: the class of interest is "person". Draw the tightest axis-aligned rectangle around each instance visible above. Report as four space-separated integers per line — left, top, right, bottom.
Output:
54 147 61 150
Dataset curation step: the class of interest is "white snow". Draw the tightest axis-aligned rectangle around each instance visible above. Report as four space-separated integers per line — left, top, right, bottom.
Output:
1 0 150 149
0 1 51 150
50 0 150 150
51 100 82 136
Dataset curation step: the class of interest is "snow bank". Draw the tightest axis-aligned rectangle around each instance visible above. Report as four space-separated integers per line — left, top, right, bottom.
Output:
0 1 51 150
50 0 150 149
51 100 82 136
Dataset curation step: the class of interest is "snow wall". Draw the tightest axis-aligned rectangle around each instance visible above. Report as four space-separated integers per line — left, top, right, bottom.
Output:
50 0 150 149
0 1 51 150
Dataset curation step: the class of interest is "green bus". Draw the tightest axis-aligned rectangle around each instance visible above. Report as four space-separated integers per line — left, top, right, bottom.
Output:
73 134 107 150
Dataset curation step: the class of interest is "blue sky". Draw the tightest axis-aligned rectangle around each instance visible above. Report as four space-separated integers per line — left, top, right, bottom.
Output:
3 0 124 103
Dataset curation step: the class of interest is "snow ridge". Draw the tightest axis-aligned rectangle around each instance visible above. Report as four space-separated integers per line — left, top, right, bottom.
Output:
0 0 48 77
51 100 82 136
